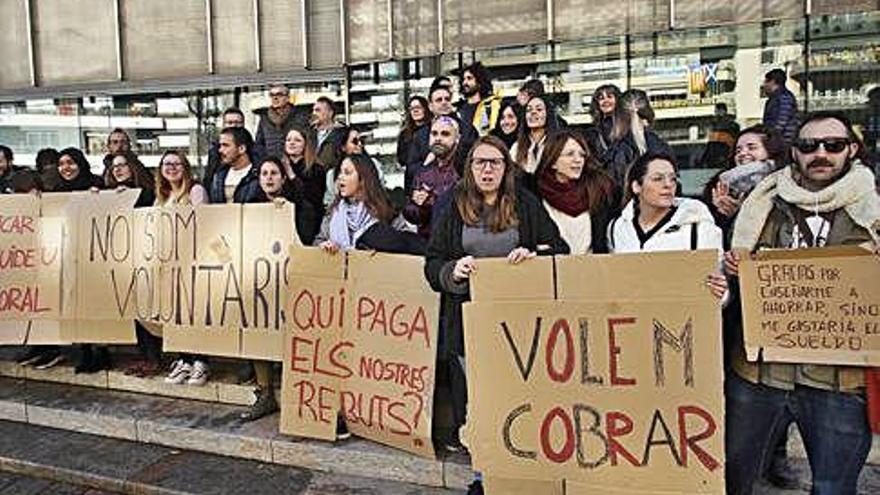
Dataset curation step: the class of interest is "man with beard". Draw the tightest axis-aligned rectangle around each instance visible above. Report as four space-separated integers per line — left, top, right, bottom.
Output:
204 107 252 188
405 85 478 191
403 116 461 240
208 127 261 204
457 62 500 136
254 83 308 159
723 111 880 495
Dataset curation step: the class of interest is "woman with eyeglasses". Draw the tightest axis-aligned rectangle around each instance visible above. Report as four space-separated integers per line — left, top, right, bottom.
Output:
607 152 727 298
154 151 212 386
102 151 160 377
425 136 569 459
104 151 155 208
397 95 430 168
155 150 208 206
536 130 619 254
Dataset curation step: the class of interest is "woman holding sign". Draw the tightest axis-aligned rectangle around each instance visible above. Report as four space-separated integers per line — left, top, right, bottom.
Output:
238 156 321 422
315 153 424 255
154 150 207 206
50 149 109 373
606 152 727 299
425 135 568 472
154 151 211 385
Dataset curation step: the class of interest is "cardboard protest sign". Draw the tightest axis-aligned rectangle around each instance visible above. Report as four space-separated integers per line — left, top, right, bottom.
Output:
739 246 880 366
0 195 63 344
240 202 300 361
163 204 243 357
281 247 439 457
463 251 724 494
0 195 56 319
281 247 346 442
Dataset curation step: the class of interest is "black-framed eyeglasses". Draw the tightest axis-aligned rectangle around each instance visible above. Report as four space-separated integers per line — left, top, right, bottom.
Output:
794 138 850 154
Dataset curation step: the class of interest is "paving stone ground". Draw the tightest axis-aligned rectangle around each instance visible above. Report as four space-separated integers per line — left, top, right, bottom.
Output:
0 421 459 495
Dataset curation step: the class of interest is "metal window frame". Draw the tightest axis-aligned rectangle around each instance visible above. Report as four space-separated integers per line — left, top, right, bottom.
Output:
301 0 309 67
24 0 37 86
253 0 262 71
340 0 348 65
437 0 444 54
114 0 123 80
205 0 214 74
386 0 394 59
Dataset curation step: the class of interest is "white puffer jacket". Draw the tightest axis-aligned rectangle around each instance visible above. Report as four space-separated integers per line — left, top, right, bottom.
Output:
607 197 723 255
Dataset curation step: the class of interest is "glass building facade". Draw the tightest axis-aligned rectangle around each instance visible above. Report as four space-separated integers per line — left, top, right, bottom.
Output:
0 2 877 195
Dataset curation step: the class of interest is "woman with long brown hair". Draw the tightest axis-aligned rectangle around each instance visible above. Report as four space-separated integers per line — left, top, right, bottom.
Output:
104 151 155 208
282 125 325 219
536 130 618 253
425 135 568 463
315 153 420 254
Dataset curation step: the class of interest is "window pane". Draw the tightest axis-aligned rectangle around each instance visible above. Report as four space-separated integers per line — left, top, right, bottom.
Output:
0 0 31 89
348 0 390 63
392 0 439 58
213 0 258 73
121 0 208 80
307 0 342 68
555 0 670 39
443 0 546 51
33 0 117 85
260 0 306 71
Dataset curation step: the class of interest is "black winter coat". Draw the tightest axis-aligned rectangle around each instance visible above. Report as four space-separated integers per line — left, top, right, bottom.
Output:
424 188 569 357
207 165 261 204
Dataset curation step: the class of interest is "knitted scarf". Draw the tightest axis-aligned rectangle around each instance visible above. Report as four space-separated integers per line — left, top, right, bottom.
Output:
732 160 880 250
538 166 590 217
328 199 377 249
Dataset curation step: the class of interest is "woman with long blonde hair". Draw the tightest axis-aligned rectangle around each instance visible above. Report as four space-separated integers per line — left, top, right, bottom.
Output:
154 150 207 206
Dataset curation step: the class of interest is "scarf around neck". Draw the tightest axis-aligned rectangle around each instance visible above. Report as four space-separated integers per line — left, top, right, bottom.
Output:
732 160 880 249
538 166 590 217
328 199 378 249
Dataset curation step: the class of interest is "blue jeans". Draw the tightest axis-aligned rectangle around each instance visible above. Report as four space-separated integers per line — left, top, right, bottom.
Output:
725 373 871 495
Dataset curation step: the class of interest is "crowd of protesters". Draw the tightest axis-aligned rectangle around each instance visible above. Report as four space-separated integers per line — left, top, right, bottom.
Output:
2 64 879 495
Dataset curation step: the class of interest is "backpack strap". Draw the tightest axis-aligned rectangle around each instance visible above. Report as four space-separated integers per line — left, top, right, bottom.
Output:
690 222 698 250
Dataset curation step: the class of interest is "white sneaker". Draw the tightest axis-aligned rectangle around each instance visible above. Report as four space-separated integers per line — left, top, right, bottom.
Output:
164 359 191 384
186 360 209 386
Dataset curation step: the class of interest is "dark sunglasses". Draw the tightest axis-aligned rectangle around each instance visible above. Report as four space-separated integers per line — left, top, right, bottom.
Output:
794 138 850 154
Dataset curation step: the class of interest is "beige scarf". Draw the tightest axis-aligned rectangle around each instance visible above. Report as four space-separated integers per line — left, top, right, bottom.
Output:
732 160 880 250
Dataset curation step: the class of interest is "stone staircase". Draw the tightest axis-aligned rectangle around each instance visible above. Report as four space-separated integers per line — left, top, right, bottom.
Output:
0 348 470 492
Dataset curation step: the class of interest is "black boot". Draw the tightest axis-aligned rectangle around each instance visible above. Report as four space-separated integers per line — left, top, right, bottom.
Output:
240 388 278 421
74 345 94 374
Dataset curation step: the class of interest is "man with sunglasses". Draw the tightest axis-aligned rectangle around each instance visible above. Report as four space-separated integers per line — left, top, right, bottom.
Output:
253 83 308 160
723 111 880 495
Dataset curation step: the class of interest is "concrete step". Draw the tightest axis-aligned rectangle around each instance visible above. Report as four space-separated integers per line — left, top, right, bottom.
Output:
0 347 256 407
0 377 471 491
0 420 462 495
